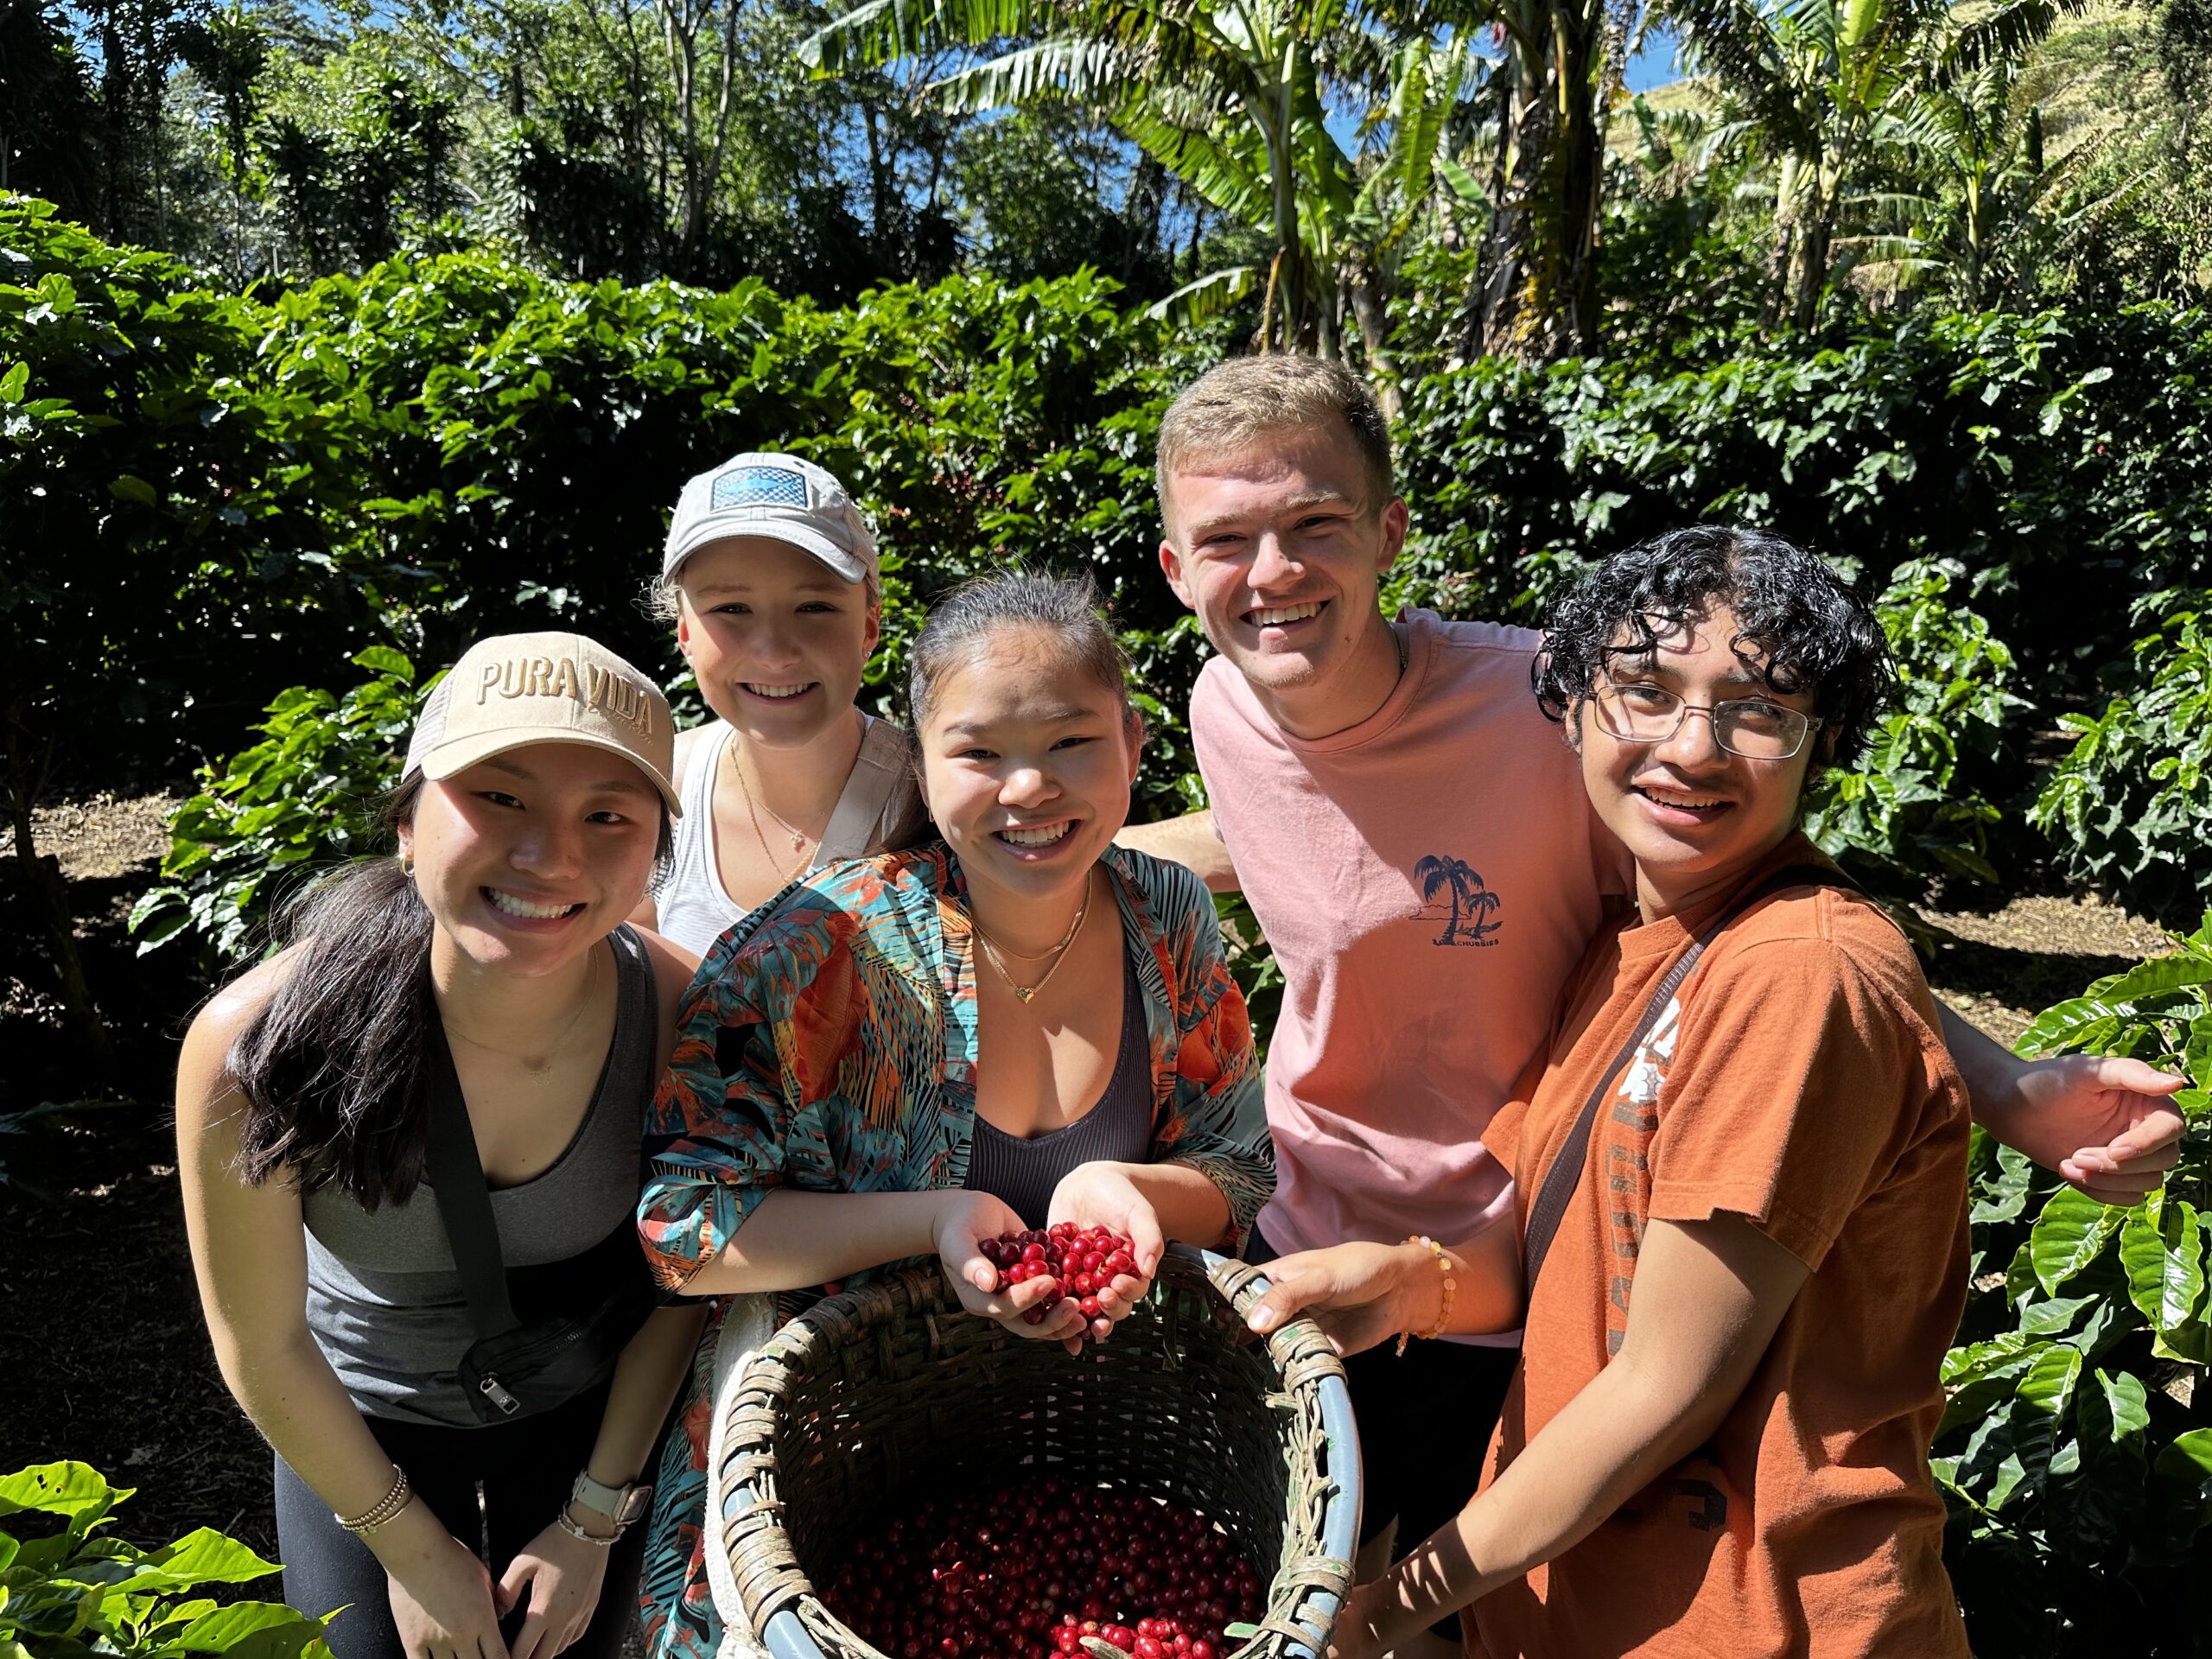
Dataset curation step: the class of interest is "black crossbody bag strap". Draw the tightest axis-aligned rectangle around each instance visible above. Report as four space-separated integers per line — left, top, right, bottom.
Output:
1519 862 1852 1300
420 1014 524 1341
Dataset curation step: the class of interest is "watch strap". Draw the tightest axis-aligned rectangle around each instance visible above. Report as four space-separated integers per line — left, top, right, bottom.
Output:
571 1471 651 1528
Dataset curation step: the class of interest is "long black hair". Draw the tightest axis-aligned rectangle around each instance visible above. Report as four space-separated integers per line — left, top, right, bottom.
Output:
226 776 674 1210
227 779 438 1210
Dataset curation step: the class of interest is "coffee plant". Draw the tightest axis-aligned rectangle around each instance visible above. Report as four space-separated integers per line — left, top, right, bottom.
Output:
1936 924 2212 1652
129 649 429 963
0 1462 330 1659
1806 558 2025 891
2032 596 2212 925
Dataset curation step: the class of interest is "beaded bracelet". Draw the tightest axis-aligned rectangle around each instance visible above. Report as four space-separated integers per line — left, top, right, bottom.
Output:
1395 1235 1457 1357
555 1502 621 1548
335 1467 413 1535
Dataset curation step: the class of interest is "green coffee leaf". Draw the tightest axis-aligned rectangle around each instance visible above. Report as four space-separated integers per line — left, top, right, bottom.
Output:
2120 1194 2206 1338
2080 954 2212 1004
2018 1292 2098 1337
139 1528 281 1587
175 1600 321 1652
1969 1141 2034 1225
0 1465 125 1532
2149 1429 2212 1554
349 645 414 681
2030 1188 2124 1294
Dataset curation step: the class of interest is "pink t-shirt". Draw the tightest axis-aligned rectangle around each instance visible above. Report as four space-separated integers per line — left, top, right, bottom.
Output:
1192 610 1630 1302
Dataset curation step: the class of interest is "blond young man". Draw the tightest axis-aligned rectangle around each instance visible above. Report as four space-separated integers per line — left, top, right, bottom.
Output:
1120 354 2185 1656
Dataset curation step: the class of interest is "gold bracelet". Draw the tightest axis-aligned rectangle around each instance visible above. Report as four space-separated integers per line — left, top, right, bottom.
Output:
1394 1236 1456 1357
335 1466 412 1535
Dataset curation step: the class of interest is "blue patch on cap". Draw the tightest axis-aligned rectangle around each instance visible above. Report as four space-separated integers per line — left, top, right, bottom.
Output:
710 465 811 510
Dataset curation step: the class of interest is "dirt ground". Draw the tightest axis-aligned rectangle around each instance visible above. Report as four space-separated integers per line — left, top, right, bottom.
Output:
0 792 2185 1564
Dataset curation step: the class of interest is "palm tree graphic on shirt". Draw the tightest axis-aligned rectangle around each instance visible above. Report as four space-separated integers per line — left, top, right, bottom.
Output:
1414 855 1503 945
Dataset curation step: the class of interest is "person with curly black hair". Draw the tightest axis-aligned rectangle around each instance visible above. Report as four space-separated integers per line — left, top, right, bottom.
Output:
1249 525 1978 1656
1127 358 2183 1656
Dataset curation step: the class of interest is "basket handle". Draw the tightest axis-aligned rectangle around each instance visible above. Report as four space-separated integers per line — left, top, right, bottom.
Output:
1162 1245 1363 1659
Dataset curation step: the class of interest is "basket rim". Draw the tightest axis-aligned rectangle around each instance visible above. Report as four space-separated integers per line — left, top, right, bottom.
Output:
722 1244 1363 1659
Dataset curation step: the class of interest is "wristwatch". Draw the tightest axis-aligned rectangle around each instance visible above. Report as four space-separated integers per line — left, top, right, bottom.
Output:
570 1471 653 1533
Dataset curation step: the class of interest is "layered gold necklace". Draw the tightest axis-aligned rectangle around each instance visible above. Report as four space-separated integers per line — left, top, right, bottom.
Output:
972 880 1092 1004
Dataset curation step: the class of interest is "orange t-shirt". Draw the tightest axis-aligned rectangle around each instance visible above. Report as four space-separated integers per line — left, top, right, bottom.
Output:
1474 837 1972 1659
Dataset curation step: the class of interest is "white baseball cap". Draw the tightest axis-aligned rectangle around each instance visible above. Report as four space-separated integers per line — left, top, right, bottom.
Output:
662 452 879 585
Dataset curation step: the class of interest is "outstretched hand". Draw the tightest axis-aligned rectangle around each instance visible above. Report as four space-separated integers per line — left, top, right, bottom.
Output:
1987 1053 2189 1205
933 1191 1090 1352
1244 1243 1423 1359
1042 1164 1160 1347
498 1522 612 1659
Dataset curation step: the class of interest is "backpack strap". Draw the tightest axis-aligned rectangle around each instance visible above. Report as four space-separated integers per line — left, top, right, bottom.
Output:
1519 862 1853 1300
817 715 908 864
420 1010 523 1340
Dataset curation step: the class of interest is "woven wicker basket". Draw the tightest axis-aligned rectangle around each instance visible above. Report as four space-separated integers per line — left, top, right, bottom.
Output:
718 1247 1361 1659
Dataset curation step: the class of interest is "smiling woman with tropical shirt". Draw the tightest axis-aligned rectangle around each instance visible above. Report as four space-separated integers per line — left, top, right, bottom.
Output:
632 572 1275 1659
1248 527 1975 1657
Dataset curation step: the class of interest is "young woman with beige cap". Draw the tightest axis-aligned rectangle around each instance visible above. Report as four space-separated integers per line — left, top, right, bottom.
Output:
175 632 707 1659
634 451 925 957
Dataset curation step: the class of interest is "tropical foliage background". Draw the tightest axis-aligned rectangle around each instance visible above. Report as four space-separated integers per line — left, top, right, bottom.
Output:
4 0 2211 1649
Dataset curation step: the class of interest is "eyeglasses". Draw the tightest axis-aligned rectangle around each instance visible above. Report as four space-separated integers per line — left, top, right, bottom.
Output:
1589 682 1821 760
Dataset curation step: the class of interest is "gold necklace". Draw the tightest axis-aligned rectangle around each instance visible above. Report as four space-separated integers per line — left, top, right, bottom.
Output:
729 738 817 881
443 944 604 1076
972 879 1092 1004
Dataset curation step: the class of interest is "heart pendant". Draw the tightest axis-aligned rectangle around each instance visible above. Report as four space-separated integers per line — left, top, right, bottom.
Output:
1012 985 1036 1003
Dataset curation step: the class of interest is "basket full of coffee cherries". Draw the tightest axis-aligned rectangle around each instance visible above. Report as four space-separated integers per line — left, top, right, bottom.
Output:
717 1237 1360 1659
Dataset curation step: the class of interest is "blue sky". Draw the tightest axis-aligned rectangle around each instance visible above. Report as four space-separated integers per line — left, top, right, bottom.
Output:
1626 25 1682 92
1323 23 1681 153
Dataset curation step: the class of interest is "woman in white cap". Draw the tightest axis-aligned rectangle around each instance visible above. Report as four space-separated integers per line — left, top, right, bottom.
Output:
175 632 708 1659
634 451 926 957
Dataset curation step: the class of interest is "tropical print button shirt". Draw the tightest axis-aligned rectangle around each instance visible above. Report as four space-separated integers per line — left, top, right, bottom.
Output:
635 841 1273 1659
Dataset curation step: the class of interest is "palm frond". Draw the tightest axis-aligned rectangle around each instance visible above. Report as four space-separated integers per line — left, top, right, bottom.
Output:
1663 0 1818 153
1942 0 2088 79
1145 264 1262 327
1117 95 1276 223
800 0 1043 73
928 35 1140 111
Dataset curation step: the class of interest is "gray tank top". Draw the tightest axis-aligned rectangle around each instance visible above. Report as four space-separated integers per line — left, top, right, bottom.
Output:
301 925 658 1427
657 715 922 958
964 942 1153 1229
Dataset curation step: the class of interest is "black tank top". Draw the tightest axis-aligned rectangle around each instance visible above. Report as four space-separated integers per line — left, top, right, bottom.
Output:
964 941 1153 1228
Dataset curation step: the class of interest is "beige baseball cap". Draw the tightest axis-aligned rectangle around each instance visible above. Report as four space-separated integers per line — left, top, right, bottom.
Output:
404 632 681 817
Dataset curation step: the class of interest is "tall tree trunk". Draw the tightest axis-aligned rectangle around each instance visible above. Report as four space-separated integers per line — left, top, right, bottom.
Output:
861 99 891 266
1789 165 1840 330
1467 0 1606 362
1350 278 1395 399
1265 110 1302 350
1119 152 1166 283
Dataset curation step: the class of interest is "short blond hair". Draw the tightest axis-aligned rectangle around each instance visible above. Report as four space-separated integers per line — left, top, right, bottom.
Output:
1154 356 1394 531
